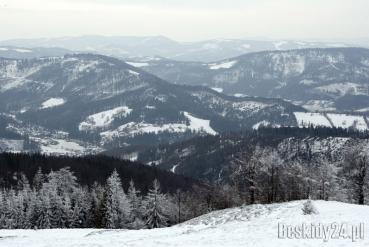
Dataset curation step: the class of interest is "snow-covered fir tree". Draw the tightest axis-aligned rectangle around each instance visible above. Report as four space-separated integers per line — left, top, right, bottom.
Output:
103 169 131 228
70 187 92 228
127 180 144 229
143 179 169 229
90 182 105 228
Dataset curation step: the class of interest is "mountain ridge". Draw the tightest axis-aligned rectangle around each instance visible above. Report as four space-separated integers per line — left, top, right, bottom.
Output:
0 53 302 154
135 47 369 112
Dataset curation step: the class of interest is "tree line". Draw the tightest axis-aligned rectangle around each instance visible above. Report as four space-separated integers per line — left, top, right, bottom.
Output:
0 167 226 229
0 153 244 230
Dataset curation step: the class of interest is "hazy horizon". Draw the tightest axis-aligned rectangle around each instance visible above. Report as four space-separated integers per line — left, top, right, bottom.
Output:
0 0 368 43
0 34 368 45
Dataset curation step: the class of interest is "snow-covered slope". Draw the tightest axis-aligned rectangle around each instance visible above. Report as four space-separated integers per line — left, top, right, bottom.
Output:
79 106 132 131
100 112 217 143
208 60 237 70
327 113 368 131
40 98 65 109
1 200 368 246
294 112 369 131
294 112 332 128
0 139 24 153
183 112 217 135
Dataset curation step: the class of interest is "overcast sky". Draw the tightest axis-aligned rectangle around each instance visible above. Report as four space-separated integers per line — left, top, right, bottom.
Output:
0 0 368 42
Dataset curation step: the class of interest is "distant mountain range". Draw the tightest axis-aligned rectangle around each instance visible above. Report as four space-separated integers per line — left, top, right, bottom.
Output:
0 35 363 62
0 46 72 59
0 54 303 155
132 47 369 112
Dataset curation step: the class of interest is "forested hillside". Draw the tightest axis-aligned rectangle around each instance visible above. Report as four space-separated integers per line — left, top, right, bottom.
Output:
106 127 369 205
139 48 369 112
0 153 226 230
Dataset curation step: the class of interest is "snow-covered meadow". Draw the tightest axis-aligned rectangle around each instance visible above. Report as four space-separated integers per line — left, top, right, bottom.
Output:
208 60 238 70
79 106 133 131
40 98 66 109
1 200 368 247
100 111 217 143
294 112 369 131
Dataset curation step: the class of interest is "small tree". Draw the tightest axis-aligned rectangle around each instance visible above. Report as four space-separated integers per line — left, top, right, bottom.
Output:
342 146 368 205
90 182 105 228
127 180 144 229
34 195 52 229
302 199 318 215
70 187 92 228
104 169 131 228
143 179 168 229
32 167 45 191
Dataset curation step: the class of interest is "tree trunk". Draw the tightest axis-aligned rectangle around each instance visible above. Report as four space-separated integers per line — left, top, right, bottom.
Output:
358 181 365 205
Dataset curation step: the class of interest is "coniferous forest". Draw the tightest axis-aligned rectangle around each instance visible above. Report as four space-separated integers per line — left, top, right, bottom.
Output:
0 153 218 229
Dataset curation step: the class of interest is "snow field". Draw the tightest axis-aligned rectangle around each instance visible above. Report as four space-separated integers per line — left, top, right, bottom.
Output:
79 106 133 131
294 112 369 131
40 98 65 109
183 112 217 135
211 87 223 93
126 62 150 67
1 200 369 247
253 120 270 130
31 137 86 156
208 60 237 70
0 139 24 152
327 113 368 131
100 112 217 142
294 112 332 128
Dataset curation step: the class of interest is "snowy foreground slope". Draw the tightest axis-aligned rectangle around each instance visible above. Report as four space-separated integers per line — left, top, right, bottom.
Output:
1 200 368 246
